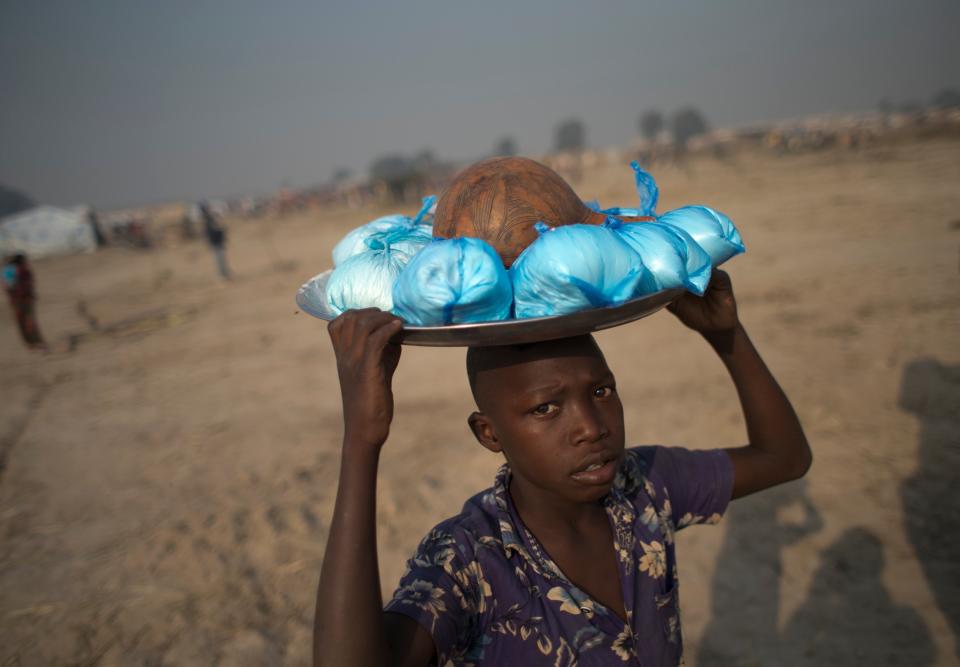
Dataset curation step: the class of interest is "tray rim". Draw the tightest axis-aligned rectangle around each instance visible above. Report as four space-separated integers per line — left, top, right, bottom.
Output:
296 269 683 347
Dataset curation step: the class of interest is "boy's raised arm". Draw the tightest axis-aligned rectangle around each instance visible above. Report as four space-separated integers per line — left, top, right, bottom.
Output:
313 309 435 667
668 270 812 499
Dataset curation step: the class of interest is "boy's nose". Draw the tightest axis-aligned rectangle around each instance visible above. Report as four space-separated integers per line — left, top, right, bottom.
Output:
571 402 608 445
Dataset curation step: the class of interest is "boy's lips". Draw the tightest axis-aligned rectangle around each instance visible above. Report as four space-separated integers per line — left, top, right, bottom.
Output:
570 451 621 485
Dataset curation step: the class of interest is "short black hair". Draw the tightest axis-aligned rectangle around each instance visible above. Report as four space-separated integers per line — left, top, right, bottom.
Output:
465 335 603 409
466 343 531 405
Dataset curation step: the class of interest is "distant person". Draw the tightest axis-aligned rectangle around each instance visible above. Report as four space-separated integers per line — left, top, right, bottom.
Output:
3 254 47 351
87 208 107 247
199 202 231 280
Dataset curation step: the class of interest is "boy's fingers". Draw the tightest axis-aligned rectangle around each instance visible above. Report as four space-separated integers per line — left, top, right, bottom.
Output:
327 313 350 342
666 293 690 314
352 308 395 326
358 311 401 345
367 317 404 353
710 269 732 291
329 309 394 345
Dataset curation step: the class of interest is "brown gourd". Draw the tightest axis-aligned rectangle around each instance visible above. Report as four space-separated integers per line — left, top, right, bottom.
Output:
432 157 652 268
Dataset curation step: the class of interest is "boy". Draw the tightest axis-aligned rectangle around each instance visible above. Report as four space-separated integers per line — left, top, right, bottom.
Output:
314 269 811 666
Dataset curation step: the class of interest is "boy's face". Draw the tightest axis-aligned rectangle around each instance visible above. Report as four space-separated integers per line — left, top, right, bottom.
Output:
468 337 626 504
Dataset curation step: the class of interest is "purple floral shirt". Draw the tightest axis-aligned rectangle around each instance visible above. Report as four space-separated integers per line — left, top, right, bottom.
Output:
385 446 734 666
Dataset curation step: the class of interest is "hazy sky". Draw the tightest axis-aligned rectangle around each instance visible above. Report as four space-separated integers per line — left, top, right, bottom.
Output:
2 1 958 208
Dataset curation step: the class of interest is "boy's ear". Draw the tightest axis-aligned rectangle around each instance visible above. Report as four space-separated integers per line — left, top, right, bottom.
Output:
468 411 501 453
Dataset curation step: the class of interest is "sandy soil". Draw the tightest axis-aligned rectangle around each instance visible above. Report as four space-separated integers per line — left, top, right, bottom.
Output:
1 139 958 666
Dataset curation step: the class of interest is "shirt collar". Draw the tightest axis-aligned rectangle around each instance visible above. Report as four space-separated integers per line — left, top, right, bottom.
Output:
489 461 636 578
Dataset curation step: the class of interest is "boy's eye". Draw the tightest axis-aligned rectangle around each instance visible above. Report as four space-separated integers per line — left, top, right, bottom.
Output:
594 386 614 398
532 403 558 416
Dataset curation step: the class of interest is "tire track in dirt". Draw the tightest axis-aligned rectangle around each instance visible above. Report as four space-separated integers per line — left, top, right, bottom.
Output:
0 381 53 483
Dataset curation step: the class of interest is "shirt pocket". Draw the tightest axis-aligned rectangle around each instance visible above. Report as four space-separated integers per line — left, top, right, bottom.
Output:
654 586 682 648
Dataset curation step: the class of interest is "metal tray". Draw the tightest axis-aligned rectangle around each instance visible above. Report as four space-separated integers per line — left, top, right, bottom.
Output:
296 270 682 347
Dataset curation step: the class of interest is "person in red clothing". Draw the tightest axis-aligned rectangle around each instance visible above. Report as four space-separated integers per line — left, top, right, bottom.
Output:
3 254 47 350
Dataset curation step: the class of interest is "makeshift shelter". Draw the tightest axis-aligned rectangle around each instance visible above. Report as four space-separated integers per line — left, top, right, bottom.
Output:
0 205 96 258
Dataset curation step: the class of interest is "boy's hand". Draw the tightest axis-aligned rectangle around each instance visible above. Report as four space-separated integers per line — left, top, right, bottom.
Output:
328 309 404 451
667 269 739 335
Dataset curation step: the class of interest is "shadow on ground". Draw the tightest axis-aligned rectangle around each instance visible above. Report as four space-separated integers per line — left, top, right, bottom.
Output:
899 358 960 661
698 474 937 664
698 478 821 666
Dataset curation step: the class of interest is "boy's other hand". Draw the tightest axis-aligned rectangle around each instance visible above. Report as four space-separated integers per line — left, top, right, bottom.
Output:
667 269 739 335
328 309 404 451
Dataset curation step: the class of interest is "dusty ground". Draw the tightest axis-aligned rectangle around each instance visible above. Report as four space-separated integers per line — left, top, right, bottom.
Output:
1 139 958 666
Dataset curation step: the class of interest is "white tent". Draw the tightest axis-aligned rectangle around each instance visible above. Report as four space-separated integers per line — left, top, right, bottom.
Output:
0 205 96 258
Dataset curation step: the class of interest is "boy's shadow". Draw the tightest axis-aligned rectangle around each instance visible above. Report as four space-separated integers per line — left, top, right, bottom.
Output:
778 527 934 665
697 358 956 666
899 357 960 659
698 489 936 665
697 478 822 666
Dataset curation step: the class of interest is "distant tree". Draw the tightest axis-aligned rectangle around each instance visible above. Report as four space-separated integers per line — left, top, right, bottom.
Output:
0 184 36 218
671 107 710 151
494 136 518 157
932 88 960 109
877 98 895 114
899 100 924 114
370 154 415 202
412 149 441 189
554 118 586 153
638 110 664 142
412 149 436 173
331 167 353 184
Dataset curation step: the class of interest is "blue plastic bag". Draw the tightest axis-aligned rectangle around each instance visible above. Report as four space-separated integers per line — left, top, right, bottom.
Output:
332 196 435 267
326 245 412 315
606 219 713 296
511 223 655 319
585 161 660 218
656 206 744 267
392 237 513 325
